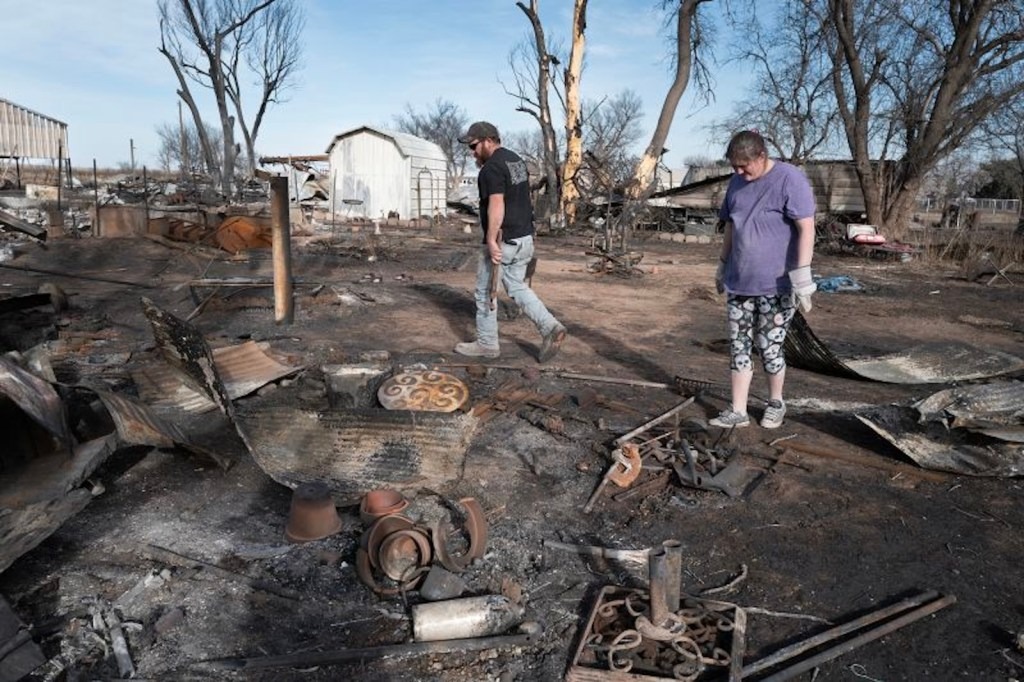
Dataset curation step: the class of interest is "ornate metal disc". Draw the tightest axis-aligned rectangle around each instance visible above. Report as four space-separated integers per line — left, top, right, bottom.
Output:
377 370 469 412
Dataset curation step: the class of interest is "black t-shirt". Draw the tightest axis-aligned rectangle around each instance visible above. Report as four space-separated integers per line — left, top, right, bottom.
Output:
478 147 534 243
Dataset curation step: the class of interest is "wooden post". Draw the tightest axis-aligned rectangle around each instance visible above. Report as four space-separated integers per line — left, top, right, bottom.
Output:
270 176 293 324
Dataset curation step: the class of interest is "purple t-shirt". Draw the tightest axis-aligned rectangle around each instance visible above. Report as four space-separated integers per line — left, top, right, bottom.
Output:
718 161 815 296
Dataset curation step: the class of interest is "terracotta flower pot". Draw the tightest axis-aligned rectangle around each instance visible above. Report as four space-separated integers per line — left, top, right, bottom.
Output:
285 482 342 543
359 488 409 525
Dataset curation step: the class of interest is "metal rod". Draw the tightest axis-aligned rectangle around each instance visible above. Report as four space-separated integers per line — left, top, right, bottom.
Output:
614 397 695 447
57 142 62 211
542 539 648 563
648 545 669 627
662 540 682 613
0 262 157 288
557 372 672 390
93 159 100 237
143 165 149 233
758 594 956 681
741 590 942 678
329 169 336 233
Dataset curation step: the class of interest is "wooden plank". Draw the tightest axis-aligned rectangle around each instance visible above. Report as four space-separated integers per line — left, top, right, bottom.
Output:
0 208 46 240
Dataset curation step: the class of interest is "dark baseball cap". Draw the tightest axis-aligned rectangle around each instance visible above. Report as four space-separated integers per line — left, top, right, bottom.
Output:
458 121 500 143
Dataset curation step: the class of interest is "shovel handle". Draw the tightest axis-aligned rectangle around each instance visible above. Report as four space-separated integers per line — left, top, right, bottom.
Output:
488 261 500 310
488 230 502 310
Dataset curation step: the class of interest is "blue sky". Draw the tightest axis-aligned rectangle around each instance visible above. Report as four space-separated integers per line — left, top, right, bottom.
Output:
0 0 752 170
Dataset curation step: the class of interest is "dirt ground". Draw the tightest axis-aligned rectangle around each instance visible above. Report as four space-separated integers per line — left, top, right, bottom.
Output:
1 219 1023 681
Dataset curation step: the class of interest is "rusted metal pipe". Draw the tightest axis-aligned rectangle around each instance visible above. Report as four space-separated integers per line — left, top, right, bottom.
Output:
759 594 956 681
662 540 683 613
613 397 695 447
742 590 949 679
648 545 669 627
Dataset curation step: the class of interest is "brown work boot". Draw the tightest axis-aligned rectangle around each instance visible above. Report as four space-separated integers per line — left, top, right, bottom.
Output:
454 341 500 359
537 324 567 363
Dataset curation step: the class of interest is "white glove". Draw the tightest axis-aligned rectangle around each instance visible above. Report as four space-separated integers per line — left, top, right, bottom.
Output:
715 260 726 294
788 265 816 313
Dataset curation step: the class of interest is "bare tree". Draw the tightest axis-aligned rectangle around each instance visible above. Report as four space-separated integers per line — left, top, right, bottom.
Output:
578 90 645 196
226 0 304 178
155 120 223 174
394 99 470 191
980 93 1024 203
626 0 714 199
820 0 1024 239
505 1 563 219
157 0 304 197
713 0 839 162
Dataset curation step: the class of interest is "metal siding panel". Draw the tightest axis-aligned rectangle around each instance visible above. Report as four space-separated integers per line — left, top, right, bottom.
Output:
0 100 66 160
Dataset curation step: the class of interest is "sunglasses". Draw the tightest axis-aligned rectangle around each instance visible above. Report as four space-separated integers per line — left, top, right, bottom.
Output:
468 141 480 151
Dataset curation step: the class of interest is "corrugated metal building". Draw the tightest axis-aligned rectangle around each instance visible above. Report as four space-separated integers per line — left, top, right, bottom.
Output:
0 98 68 160
325 126 448 220
655 160 870 218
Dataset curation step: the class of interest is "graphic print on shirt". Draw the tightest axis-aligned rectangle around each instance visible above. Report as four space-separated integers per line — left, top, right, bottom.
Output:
507 159 528 187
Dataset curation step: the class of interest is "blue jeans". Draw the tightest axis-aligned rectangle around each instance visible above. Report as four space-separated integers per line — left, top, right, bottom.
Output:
474 235 559 347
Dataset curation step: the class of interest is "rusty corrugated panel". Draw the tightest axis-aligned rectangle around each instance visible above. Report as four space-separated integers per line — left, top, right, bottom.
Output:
235 405 478 505
141 297 234 417
132 340 303 413
92 389 181 448
90 389 234 470
212 341 303 398
785 312 1024 384
131 363 215 413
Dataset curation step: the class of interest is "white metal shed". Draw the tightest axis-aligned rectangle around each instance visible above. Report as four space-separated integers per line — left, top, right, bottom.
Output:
325 126 448 221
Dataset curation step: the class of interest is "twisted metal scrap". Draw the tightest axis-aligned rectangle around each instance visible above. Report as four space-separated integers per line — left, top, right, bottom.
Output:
587 592 734 680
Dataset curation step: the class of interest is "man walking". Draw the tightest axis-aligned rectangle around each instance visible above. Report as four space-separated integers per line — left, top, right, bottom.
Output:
454 121 567 363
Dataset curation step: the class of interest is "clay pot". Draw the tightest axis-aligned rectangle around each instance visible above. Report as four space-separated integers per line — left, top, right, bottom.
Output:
285 482 342 543
359 488 409 525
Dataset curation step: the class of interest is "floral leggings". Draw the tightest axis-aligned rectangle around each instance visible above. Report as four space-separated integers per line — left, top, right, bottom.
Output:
726 294 796 374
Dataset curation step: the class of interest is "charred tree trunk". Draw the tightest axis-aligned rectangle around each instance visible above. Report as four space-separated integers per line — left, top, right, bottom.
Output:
516 0 561 220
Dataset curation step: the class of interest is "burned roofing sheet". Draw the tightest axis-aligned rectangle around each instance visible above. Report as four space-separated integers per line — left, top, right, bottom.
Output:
785 313 1024 384
857 381 1024 476
235 404 477 505
137 299 477 500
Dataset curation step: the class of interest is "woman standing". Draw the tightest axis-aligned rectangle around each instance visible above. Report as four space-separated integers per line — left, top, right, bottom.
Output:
710 131 817 429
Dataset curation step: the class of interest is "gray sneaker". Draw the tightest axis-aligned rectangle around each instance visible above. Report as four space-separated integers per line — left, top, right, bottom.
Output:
538 324 567 363
454 341 500 358
761 399 786 429
708 409 750 428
